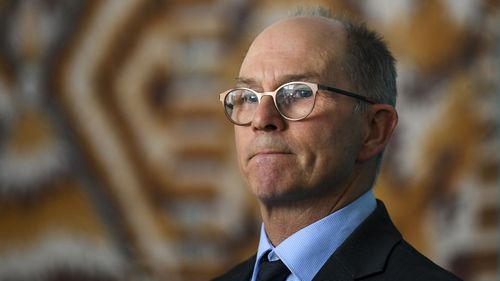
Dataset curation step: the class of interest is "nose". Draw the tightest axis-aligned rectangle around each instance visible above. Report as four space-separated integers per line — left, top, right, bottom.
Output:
251 95 286 131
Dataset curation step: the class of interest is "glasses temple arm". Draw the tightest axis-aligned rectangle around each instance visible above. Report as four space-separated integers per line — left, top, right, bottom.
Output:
318 85 376 104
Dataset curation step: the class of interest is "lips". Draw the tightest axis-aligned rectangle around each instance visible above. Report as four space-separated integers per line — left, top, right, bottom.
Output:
250 150 292 160
246 136 294 161
247 142 293 161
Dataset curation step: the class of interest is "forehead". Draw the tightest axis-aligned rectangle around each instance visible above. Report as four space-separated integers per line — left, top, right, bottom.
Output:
239 16 346 87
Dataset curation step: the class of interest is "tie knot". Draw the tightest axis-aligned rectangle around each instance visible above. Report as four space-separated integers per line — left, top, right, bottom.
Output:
256 253 290 281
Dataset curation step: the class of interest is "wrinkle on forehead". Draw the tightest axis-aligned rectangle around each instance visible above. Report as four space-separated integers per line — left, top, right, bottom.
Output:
236 72 322 89
240 16 347 90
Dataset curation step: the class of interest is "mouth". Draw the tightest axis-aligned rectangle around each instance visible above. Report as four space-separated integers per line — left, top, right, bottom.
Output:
249 150 293 161
246 137 293 162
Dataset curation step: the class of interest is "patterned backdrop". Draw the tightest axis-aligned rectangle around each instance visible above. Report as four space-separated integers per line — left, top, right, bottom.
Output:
0 0 498 280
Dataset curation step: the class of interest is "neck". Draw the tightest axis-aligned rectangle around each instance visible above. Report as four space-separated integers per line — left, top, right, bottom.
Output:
260 203 338 246
261 182 369 246
260 162 377 246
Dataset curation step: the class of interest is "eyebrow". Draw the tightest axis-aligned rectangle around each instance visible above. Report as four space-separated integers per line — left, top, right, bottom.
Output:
235 77 258 87
235 72 321 89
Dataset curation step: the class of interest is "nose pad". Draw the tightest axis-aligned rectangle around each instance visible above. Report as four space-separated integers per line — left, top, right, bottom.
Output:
259 95 279 112
252 95 285 131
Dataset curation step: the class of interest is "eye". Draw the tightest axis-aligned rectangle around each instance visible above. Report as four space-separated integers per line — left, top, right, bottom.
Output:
242 91 258 103
277 84 313 105
293 88 313 98
228 89 258 105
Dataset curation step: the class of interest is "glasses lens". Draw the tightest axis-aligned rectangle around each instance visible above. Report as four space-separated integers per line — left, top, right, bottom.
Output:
276 83 315 119
224 89 258 124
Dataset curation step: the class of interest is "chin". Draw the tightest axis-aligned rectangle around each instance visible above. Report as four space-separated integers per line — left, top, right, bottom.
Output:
255 186 311 207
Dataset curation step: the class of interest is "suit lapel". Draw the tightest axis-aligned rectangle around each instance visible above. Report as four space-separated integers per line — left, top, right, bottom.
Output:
313 200 402 281
212 255 255 281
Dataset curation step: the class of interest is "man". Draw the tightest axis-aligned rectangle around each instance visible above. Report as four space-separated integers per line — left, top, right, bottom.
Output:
213 7 462 281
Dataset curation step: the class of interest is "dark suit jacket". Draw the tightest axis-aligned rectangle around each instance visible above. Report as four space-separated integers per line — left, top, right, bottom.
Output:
212 200 462 281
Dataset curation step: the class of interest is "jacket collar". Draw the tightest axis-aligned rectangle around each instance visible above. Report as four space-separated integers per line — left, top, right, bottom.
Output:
212 255 255 281
313 200 402 281
212 200 401 281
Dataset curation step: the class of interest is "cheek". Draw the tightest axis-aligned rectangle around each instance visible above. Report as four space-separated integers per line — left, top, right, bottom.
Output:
297 120 361 178
234 127 249 167
284 127 326 179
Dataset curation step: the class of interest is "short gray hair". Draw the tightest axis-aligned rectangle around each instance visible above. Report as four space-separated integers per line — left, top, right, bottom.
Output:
293 6 397 182
293 6 397 108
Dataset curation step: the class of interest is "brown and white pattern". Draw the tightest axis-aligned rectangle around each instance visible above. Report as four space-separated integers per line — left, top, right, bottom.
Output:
0 0 498 280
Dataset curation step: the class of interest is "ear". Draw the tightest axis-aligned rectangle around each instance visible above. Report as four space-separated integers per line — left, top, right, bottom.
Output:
356 104 398 162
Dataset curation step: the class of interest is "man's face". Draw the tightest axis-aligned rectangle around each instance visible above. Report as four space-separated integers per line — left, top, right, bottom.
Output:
235 17 367 205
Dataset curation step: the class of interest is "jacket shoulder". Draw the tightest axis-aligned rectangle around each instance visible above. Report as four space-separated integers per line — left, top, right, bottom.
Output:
316 200 463 281
211 255 255 281
383 240 463 281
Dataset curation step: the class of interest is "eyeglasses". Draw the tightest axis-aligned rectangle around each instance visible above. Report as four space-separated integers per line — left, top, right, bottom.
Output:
219 81 376 126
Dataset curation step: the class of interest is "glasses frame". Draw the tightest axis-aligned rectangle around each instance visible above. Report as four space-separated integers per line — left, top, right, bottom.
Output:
219 81 376 126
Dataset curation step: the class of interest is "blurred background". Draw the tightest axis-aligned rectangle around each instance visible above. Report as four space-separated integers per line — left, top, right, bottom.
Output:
0 0 498 280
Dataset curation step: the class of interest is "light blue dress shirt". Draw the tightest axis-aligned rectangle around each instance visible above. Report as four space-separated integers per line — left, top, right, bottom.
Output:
250 190 376 281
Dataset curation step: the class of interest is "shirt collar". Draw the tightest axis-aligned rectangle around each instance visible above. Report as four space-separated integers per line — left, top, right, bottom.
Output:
252 190 376 281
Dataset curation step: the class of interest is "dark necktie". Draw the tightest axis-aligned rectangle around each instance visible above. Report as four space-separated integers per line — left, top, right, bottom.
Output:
256 253 290 281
